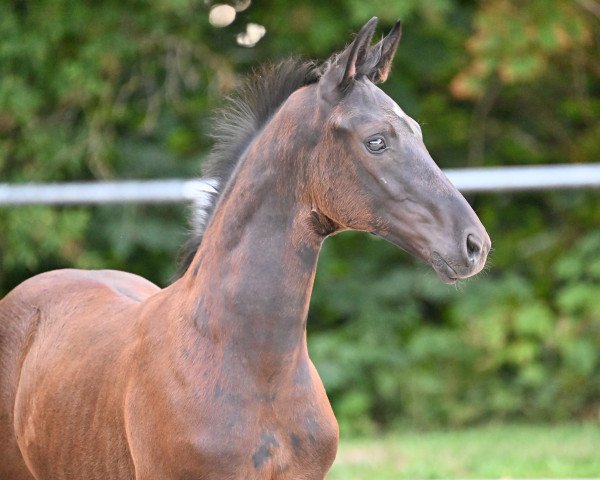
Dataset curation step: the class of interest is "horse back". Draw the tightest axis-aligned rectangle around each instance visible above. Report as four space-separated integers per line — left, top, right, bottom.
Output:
0 268 159 366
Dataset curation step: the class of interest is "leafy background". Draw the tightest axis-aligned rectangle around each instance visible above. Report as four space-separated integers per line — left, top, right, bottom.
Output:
1 0 599 432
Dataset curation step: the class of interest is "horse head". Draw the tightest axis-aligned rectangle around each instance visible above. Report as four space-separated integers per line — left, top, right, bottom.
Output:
302 17 490 283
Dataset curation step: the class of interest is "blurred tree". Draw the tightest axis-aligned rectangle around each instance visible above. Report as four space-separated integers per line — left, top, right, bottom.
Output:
0 0 599 429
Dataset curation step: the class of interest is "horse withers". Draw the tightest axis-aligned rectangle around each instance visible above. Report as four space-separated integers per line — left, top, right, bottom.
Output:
0 17 489 480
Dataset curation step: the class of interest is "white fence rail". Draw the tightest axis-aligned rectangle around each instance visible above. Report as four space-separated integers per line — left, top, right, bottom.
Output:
1 164 600 206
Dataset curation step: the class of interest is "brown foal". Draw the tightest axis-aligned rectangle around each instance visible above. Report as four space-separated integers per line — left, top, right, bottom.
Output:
0 18 490 480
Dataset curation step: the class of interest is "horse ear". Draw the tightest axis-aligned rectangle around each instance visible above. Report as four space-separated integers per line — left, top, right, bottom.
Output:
339 17 378 91
319 17 378 102
367 21 402 84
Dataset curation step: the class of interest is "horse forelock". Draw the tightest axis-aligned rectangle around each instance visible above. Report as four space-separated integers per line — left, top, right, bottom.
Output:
176 58 321 277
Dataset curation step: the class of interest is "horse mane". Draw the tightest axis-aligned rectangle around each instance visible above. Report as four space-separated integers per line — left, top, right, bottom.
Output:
176 57 321 275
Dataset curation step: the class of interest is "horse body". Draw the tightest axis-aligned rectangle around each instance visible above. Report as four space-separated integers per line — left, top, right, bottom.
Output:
0 18 489 479
1 161 337 479
2 234 336 480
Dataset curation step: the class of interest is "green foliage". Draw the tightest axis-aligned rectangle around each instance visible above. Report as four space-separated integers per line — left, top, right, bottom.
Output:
1 0 600 429
451 0 594 97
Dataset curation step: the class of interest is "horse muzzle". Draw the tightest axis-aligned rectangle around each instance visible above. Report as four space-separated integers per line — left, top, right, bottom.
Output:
431 229 491 284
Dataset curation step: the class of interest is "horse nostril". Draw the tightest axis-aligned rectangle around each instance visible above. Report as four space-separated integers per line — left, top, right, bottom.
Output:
466 234 482 264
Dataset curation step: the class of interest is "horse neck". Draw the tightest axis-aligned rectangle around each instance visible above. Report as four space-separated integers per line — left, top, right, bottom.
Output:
182 95 324 375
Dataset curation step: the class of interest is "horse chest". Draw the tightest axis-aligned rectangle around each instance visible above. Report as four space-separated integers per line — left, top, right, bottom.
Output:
188 419 338 479
184 393 337 478
127 351 339 479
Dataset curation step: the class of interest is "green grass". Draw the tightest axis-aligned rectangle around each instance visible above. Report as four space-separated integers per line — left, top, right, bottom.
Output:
328 423 600 479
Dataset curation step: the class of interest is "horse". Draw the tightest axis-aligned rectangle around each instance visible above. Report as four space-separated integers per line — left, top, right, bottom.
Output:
0 17 490 480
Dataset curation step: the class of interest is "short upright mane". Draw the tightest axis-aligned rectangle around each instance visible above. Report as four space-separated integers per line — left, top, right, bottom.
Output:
177 58 321 275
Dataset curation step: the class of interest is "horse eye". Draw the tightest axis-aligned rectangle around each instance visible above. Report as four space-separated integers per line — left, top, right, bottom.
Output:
365 136 386 153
